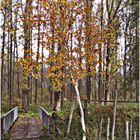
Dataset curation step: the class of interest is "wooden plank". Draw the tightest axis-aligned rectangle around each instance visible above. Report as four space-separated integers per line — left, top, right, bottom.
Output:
11 117 43 139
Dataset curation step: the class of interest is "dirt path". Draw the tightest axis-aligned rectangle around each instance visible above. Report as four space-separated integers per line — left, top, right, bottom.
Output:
10 117 43 140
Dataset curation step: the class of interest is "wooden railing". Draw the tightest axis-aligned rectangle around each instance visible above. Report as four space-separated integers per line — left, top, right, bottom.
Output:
38 106 50 128
1 106 18 135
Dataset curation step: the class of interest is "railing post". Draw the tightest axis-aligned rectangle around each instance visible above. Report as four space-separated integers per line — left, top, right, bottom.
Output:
38 106 50 128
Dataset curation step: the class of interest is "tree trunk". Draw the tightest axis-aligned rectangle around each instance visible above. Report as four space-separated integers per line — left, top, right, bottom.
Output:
111 90 118 140
123 24 128 100
98 116 103 140
16 45 20 97
126 121 129 140
74 81 86 140
134 131 136 140
30 29 33 104
1 8 6 105
9 0 13 107
14 7 20 97
35 0 40 104
22 90 28 113
130 119 132 140
41 42 44 103
67 100 75 134
50 78 53 106
7 30 10 106
86 76 91 101
98 0 103 103
13 8 18 98
85 0 92 101
23 0 33 105
135 23 139 102
106 118 110 140
54 91 61 112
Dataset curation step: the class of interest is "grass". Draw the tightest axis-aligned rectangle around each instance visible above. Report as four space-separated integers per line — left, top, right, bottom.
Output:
19 111 39 118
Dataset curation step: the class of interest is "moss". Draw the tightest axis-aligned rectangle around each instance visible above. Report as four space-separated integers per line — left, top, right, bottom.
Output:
19 112 39 118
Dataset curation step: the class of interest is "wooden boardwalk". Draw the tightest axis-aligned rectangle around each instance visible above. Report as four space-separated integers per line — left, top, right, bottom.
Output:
10 117 43 140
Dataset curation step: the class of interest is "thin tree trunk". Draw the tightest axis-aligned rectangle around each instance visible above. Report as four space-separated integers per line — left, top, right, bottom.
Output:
16 45 20 97
50 79 53 105
67 100 75 134
1 8 6 104
41 45 44 103
61 89 64 109
134 131 136 140
23 0 33 107
98 115 103 140
74 81 86 140
9 0 13 107
13 8 18 97
130 119 132 140
106 118 110 140
111 90 118 140
49 7 55 106
105 0 110 104
7 30 10 106
126 121 129 140
135 23 139 102
85 0 92 101
123 24 128 100
98 0 103 103
35 0 40 104
30 28 33 104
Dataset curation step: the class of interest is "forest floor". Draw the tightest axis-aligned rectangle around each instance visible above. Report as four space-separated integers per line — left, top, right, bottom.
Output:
40 102 139 140
2 102 139 140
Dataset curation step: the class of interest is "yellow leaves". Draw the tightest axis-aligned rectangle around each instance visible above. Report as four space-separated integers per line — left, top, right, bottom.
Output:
24 49 32 54
19 57 42 80
52 78 62 91
77 71 83 79
46 70 63 91
61 0 67 4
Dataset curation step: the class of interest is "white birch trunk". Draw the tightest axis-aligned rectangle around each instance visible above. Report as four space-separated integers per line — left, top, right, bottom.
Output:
75 82 86 140
67 100 75 134
134 131 136 140
98 116 103 140
111 90 118 140
106 118 110 140
130 119 132 140
126 121 129 140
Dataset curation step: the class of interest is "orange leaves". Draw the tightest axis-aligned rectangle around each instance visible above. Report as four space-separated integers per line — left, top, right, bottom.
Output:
46 65 64 91
94 48 98 53
40 0 46 2
16 0 118 91
24 49 32 54
20 58 32 77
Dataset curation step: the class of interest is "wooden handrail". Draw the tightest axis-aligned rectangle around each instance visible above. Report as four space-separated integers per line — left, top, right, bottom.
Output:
1 106 18 135
38 106 50 128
